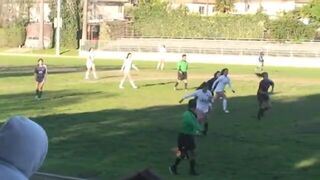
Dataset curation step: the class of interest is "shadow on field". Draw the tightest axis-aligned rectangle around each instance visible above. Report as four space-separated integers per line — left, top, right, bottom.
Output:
140 81 175 87
0 90 116 120
0 65 120 78
26 93 320 179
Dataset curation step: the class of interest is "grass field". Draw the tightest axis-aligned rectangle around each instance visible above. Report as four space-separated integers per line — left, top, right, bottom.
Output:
0 55 320 180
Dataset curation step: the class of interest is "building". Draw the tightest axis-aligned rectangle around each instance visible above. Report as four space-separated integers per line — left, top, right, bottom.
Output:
87 0 129 40
233 0 310 16
170 0 311 16
171 0 216 16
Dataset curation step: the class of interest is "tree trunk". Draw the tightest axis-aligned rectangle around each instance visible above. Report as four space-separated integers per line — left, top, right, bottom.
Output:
82 0 88 45
39 0 44 49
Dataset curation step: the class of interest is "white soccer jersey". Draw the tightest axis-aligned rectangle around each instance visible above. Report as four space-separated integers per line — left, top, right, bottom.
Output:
159 46 166 59
184 89 212 113
86 52 95 67
212 75 232 92
121 57 138 73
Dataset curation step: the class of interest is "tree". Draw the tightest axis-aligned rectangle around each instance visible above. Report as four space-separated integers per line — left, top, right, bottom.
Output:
82 0 88 44
50 0 82 48
215 0 234 13
301 0 320 22
39 0 44 49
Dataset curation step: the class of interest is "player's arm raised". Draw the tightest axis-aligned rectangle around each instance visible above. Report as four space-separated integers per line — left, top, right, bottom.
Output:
179 92 197 103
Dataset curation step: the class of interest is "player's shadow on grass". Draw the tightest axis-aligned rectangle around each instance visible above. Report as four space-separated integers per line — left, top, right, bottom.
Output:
140 81 175 87
20 93 320 179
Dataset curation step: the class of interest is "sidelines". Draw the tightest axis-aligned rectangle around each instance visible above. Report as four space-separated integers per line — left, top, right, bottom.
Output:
1 51 320 68
79 51 320 68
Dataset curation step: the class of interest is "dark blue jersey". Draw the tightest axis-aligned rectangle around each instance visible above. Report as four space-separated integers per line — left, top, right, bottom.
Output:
35 66 47 81
258 55 264 63
257 79 274 94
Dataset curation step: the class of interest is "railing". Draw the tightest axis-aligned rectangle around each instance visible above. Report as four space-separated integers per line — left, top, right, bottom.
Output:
80 38 320 58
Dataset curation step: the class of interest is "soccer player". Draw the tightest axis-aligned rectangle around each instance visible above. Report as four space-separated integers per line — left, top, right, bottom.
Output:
174 54 188 91
211 68 235 113
258 51 264 71
206 70 221 94
156 44 166 71
169 99 202 176
179 83 212 135
119 53 139 89
256 72 274 120
85 48 98 80
34 58 47 100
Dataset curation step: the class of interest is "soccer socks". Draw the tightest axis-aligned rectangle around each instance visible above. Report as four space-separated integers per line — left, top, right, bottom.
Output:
184 83 188 90
38 91 43 98
258 107 270 119
189 159 199 175
223 99 228 111
174 157 182 167
93 71 98 79
35 90 39 97
160 63 164 71
119 79 125 88
85 71 89 79
203 122 208 135
129 80 137 89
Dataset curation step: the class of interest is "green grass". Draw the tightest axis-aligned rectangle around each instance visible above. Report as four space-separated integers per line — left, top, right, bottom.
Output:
1 55 320 180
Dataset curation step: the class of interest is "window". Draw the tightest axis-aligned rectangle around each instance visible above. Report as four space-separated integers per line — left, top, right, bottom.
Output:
199 6 205 14
118 6 123 13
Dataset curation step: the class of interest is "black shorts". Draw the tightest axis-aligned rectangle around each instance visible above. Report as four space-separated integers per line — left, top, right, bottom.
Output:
177 72 187 80
178 133 195 154
257 93 269 104
36 78 45 83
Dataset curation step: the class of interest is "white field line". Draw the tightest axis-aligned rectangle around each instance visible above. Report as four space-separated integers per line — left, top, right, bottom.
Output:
33 172 87 180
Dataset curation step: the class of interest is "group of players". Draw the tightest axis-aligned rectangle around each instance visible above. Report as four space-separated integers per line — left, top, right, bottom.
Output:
33 49 274 176
168 53 274 176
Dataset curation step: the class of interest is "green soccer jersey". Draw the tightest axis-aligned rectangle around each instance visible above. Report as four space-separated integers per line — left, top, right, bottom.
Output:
177 60 188 72
180 110 202 135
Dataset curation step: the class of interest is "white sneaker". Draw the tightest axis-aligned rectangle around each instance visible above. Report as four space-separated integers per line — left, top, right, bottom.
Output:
224 110 230 113
119 86 124 89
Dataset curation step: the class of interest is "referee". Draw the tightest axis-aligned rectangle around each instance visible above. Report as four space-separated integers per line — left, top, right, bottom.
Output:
169 99 202 176
174 54 188 91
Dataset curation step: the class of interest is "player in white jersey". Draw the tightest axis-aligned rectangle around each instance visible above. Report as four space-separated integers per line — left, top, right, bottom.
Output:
119 53 139 89
179 83 212 135
157 45 166 71
85 48 98 80
211 68 235 113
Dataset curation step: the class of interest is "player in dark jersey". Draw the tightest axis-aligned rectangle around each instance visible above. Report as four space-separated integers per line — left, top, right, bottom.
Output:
257 51 264 71
34 58 47 100
256 72 274 120
197 71 220 94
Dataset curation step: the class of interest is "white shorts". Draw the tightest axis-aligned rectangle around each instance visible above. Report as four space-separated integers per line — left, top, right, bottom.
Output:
86 62 95 69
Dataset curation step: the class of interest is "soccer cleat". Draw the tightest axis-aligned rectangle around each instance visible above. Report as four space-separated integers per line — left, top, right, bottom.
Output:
224 110 230 113
119 85 124 89
169 166 178 175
